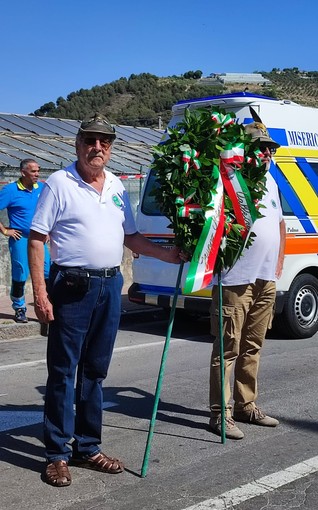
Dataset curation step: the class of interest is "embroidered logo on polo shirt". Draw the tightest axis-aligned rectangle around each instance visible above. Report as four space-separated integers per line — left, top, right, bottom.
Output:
112 194 124 208
271 199 278 208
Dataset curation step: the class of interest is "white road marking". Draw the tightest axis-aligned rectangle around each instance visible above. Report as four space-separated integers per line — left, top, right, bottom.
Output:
114 338 185 352
0 338 186 371
182 456 318 509
0 359 46 371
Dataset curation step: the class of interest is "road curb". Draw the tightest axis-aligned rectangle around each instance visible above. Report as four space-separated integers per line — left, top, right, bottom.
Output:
0 305 159 341
0 320 43 341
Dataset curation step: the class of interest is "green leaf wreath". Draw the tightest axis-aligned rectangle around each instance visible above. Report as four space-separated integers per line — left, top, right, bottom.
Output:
151 106 268 275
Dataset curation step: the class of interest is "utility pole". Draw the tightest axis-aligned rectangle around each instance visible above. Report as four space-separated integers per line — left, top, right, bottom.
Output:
158 116 162 130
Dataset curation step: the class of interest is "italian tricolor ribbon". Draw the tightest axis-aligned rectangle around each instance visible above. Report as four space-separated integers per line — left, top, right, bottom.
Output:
211 112 235 134
176 202 202 218
182 148 201 174
178 116 264 295
246 148 263 167
220 143 258 239
175 189 202 218
183 173 225 294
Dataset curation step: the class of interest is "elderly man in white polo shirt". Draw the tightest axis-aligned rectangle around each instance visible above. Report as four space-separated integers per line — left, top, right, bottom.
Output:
28 113 184 487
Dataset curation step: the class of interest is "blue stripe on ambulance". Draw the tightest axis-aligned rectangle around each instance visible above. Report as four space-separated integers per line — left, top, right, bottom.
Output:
242 122 288 147
296 158 318 194
267 128 288 146
139 284 181 295
277 162 318 223
270 166 316 233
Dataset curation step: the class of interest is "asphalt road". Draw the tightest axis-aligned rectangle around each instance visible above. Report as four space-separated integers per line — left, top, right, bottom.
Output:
0 310 318 510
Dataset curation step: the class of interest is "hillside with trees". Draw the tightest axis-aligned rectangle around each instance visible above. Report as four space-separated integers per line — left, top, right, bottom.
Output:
32 68 318 128
262 68 318 107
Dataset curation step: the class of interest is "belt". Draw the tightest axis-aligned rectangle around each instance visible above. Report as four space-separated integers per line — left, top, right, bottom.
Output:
53 263 120 278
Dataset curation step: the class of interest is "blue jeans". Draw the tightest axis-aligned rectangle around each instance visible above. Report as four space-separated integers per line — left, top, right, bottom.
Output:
44 265 123 462
9 236 50 310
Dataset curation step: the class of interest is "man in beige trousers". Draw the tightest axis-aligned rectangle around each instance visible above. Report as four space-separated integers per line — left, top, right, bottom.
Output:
209 122 286 440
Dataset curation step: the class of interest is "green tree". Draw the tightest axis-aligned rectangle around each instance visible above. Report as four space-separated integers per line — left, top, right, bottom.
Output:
34 101 56 116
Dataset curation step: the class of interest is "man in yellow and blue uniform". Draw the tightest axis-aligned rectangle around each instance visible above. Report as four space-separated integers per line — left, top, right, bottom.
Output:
0 159 50 322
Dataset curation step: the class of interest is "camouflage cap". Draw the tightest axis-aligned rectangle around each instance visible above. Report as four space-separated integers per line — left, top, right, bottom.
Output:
245 122 280 149
78 113 116 138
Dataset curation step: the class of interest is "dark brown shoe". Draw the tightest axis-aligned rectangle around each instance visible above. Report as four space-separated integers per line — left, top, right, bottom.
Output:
44 460 72 487
71 452 124 474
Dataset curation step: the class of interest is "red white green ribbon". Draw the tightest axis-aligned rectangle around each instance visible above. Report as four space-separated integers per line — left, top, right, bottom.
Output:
182 148 201 174
211 112 235 133
176 202 202 218
220 143 258 239
179 119 263 294
182 142 261 293
175 189 202 218
246 148 263 167
183 173 225 294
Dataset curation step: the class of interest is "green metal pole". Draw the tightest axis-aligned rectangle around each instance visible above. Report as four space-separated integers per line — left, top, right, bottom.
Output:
218 273 226 444
141 260 184 477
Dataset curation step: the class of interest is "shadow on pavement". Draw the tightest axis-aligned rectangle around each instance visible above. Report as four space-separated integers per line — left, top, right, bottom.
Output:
104 385 210 430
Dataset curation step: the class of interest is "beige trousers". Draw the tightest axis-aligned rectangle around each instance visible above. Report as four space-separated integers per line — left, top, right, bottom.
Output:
209 279 276 414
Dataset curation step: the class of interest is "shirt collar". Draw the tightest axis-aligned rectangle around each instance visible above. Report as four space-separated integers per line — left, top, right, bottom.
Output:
66 161 111 185
17 178 39 191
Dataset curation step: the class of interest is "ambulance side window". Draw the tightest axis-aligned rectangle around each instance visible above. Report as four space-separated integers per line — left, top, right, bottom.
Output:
141 170 162 216
279 192 294 215
310 162 318 177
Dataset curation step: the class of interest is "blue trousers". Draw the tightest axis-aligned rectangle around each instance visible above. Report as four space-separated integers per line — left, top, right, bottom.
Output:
9 236 50 310
44 265 123 462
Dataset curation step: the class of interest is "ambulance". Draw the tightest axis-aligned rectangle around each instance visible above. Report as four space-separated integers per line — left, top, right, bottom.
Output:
128 92 318 339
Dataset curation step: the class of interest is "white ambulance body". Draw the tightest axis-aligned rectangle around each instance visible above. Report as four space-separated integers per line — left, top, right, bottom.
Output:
129 93 318 339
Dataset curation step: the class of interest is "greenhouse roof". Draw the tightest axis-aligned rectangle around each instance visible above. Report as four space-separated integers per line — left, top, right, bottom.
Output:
0 113 163 175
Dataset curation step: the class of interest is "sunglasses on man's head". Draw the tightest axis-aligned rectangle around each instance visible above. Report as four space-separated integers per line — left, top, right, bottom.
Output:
260 145 277 155
82 136 113 149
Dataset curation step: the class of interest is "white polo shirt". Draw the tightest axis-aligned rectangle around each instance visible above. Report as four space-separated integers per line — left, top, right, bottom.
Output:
220 172 283 286
31 162 137 268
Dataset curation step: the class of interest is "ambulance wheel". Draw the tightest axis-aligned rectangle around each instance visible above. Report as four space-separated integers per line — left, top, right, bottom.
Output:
275 274 318 339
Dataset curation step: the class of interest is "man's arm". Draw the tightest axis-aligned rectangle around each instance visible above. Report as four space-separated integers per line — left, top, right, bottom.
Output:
28 229 54 323
0 221 22 240
0 185 22 239
124 232 185 264
276 219 286 279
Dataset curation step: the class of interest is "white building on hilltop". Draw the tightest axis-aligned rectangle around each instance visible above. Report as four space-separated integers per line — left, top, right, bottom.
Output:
217 73 271 85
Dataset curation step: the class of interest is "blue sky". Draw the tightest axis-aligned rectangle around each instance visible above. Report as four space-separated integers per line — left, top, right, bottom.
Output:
1 0 317 115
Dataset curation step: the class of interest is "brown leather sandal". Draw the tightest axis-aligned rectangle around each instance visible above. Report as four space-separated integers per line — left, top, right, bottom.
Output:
45 460 72 487
71 452 124 474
